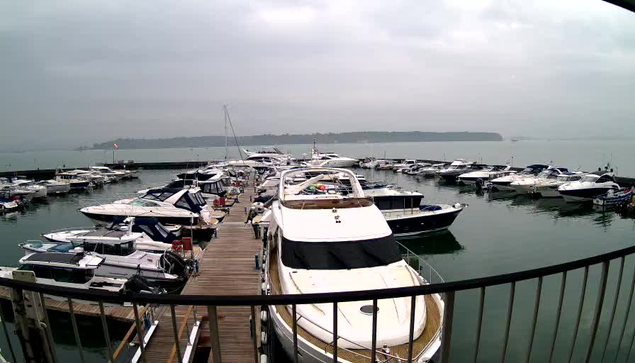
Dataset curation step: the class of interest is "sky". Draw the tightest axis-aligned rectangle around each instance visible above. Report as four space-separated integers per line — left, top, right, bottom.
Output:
1 0 635 149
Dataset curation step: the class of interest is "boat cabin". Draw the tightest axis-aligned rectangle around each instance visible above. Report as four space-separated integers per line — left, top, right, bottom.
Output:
18 253 102 283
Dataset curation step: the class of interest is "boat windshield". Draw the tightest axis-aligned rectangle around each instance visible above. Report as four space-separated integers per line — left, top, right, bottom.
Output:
19 265 93 283
280 235 402 270
83 241 135 256
580 175 599 183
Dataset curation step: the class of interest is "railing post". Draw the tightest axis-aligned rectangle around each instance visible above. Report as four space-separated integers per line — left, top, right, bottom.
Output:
568 266 589 363
614 263 635 363
332 302 338 362
207 306 222 363
98 300 114 363
584 261 610 363
132 302 147 363
292 304 299 363
548 272 567 363
68 298 86 363
38 293 58 363
371 298 378 363
408 295 417 363
473 287 485 363
440 291 455 363
501 282 516 363
251 305 259 363
600 257 624 362
525 277 543 363
0 303 17 363
170 305 183 363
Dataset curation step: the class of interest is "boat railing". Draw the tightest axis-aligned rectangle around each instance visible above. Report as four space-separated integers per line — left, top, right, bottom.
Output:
398 241 445 285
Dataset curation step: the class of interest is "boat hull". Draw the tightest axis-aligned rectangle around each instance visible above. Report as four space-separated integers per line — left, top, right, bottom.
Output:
81 211 199 226
559 187 615 203
384 206 464 237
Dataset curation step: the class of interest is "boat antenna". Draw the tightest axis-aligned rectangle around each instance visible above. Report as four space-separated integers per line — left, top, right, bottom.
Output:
224 106 228 161
223 105 245 163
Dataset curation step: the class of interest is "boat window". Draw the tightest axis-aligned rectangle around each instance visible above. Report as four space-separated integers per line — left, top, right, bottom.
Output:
581 175 599 182
281 235 402 270
596 174 615 183
120 242 134 256
84 243 104 254
51 267 92 283
19 264 52 279
130 199 159 207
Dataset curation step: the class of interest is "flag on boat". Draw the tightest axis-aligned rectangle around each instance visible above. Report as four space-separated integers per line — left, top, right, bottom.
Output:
114 143 119 149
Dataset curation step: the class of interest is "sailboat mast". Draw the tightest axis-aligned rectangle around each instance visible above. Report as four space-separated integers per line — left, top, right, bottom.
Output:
223 105 228 160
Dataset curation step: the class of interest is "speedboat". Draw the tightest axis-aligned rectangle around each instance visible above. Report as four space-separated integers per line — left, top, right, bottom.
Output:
0 252 161 300
41 217 182 250
418 163 446 178
0 196 21 214
264 167 444 363
80 187 224 226
90 166 127 182
403 163 431 176
242 147 295 164
457 165 514 186
488 164 549 192
309 148 358 168
437 160 481 182
383 204 466 237
4 179 47 199
509 167 569 195
532 173 585 198
393 159 418 173
558 173 621 203
36 179 71 195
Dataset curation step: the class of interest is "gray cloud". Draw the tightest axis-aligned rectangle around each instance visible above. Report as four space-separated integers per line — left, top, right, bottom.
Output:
1 0 634 149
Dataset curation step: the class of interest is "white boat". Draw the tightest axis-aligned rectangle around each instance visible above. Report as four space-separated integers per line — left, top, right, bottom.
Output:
36 179 71 195
403 163 432 176
457 165 514 186
80 187 223 226
529 172 585 198
264 167 444 363
418 163 446 177
0 252 161 300
488 164 550 191
18 238 188 286
593 188 633 207
5 179 48 199
0 196 21 214
383 204 466 237
309 149 358 168
90 166 127 181
437 160 483 182
393 159 418 173
55 171 92 190
41 217 181 250
243 147 295 164
558 173 621 202
509 167 570 194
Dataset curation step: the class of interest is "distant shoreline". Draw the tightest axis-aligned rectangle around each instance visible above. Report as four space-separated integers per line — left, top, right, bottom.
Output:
85 131 503 150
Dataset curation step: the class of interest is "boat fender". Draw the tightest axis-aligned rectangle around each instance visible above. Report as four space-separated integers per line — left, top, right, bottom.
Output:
261 282 267 293
261 331 268 345
172 240 183 252
261 311 268 323
260 354 268 363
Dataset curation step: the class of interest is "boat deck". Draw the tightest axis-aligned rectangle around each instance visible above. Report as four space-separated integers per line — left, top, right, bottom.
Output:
142 191 264 362
268 246 442 363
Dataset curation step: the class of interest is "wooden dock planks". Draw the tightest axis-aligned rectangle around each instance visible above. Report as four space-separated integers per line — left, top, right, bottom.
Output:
143 193 263 363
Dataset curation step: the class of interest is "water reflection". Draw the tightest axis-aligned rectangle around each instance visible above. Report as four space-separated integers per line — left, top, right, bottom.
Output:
398 231 464 255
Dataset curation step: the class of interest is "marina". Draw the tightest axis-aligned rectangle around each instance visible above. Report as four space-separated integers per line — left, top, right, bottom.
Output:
0 148 635 362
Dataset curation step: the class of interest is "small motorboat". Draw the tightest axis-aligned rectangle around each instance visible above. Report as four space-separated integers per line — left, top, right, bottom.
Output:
0 196 22 214
488 164 550 192
383 203 467 237
37 179 71 195
593 188 633 207
457 165 514 186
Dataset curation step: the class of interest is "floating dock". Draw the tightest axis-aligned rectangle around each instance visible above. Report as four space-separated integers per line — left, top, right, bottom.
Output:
142 189 263 362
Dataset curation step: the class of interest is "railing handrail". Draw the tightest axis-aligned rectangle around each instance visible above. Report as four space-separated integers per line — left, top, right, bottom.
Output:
3 243 635 306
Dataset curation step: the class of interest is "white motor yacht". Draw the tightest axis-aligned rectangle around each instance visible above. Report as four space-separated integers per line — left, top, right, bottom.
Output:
309 149 358 168
488 164 549 191
509 167 569 194
10 179 47 199
418 163 446 177
393 159 418 173
36 179 71 195
533 173 585 198
437 160 484 182
90 166 127 182
457 165 514 186
264 167 444 363
56 171 92 190
80 187 223 226
558 173 621 202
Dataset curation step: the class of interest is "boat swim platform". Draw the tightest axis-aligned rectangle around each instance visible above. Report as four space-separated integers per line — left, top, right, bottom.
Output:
142 192 264 363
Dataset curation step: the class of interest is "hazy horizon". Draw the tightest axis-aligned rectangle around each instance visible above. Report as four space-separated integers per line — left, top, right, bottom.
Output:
2 0 635 149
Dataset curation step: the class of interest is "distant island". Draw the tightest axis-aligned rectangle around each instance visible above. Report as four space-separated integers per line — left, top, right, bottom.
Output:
87 131 503 150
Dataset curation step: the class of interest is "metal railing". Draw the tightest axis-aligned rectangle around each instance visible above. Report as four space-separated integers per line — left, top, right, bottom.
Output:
1 243 635 362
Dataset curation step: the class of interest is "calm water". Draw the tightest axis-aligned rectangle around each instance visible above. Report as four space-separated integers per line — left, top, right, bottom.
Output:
2 139 634 175
0 169 634 362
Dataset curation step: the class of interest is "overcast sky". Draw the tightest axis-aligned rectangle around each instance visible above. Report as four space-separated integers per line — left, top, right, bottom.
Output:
1 0 634 148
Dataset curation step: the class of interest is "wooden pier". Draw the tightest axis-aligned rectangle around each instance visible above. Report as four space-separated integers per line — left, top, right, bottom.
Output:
143 193 263 362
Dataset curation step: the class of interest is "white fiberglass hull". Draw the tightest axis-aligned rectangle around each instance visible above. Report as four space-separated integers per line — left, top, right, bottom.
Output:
270 294 444 363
